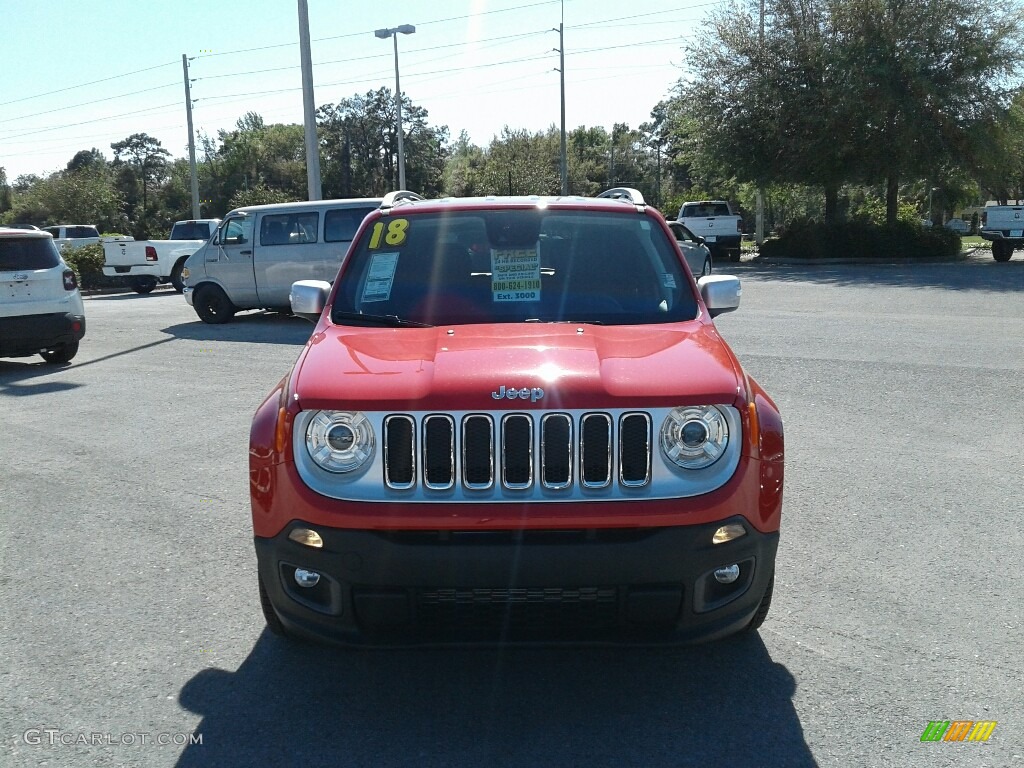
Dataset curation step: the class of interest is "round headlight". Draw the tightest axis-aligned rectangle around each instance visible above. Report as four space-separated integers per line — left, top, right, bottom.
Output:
306 411 374 473
660 406 729 469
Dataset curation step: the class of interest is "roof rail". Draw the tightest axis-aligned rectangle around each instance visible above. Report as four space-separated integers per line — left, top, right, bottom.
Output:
380 190 425 214
597 187 647 212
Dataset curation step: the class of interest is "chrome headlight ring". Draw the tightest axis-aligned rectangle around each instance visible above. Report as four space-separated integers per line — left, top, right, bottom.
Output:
305 410 375 473
660 405 729 470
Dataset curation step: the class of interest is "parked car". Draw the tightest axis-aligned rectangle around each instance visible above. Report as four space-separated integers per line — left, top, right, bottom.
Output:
677 200 743 262
8 223 41 230
0 229 85 364
102 218 220 294
250 187 784 645
668 220 713 277
182 199 381 323
944 218 969 234
980 205 1023 262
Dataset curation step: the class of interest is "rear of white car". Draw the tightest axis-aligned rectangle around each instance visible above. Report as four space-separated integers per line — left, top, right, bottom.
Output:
0 229 86 364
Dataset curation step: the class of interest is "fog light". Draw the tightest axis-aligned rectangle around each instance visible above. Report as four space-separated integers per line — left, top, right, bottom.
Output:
712 524 746 545
294 569 321 588
714 564 740 584
288 528 324 548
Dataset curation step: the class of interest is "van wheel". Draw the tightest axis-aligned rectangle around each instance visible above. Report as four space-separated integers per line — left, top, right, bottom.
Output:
993 241 1012 262
193 284 236 324
40 341 79 364
170 259 187 292
258 575 290 638
131 277 158 294
744 571 774 632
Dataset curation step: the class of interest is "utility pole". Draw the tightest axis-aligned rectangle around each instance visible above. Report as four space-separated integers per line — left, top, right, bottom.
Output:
755 0 765 246
181 54 200 219
553 6 567 195
298 0 322 200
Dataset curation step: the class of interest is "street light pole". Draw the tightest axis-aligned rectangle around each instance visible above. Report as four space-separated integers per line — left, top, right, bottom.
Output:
375 25 416 191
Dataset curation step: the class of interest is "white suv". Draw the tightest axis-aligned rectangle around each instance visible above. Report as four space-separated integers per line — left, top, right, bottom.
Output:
0 228 86 364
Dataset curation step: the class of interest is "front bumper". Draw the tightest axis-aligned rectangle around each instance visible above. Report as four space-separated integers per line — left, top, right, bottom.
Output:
183 286 194 306
256 517 778 646
0 312 85 357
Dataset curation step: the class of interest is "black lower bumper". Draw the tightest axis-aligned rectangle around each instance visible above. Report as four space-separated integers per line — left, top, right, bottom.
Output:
255 517 779 646
0 312 85 357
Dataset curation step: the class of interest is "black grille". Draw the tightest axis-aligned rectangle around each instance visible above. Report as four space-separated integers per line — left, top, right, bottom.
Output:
501 415 533 488
381 411 653 493
383 416 415 488
462 415 494 488
619 413 651 486
423 416 454 489
580 413 612 487
417 587 619 630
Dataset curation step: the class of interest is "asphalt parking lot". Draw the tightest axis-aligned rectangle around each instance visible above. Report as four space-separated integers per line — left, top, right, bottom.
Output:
2 251 1022 767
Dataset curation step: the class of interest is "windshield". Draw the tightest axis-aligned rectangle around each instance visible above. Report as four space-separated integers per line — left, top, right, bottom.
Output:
331 210 697 326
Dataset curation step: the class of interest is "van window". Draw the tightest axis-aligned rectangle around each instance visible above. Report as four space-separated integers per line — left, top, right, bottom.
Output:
43 227 61 237
220 218 253 246
325 207 375 242
260 213 319 246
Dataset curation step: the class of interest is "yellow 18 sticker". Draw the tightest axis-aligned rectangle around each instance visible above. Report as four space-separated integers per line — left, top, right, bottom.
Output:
368 218 409 249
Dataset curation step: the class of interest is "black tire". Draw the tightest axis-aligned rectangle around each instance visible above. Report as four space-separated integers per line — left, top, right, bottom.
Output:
745 572 774 632
729 249 742 263
131 276 158 294
992 241 1012 262
258 575 289 637
170 258 187 293
702 256 713 277
193 284 236 324
40 341 79 365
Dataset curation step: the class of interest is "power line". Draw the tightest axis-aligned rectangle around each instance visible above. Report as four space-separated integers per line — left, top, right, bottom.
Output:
0 82 180 126
0 60 179 108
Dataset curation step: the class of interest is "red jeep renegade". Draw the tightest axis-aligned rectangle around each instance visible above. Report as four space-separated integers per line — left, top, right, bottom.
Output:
249 188 783 645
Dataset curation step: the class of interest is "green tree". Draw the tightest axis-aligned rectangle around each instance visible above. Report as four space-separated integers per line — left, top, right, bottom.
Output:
0 167 11 215
4 169 125 231
110 133 170 220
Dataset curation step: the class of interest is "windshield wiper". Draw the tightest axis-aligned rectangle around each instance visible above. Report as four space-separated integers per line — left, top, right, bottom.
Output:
525 318 605 325
332 311 434 328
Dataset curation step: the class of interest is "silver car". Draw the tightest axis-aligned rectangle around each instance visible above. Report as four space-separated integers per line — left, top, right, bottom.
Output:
668 221 713 277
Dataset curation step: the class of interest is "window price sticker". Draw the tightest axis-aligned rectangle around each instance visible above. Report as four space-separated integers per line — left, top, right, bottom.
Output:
361 251 399 302
491 246 541 302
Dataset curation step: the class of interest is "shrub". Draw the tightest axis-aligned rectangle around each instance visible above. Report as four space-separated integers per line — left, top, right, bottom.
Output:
759 220 960 260
61 242 130 291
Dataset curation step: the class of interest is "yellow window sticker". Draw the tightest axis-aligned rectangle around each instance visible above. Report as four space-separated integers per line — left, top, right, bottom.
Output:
491 246 541 302
368 218 409 249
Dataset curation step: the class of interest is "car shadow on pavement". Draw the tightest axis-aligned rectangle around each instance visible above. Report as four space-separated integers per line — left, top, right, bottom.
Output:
738 253 1024 292
0 361 84 396
176 632 815 768
161 313 313 346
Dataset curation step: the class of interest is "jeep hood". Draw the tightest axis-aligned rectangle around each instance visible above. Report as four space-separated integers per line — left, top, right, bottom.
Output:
292 322 743 411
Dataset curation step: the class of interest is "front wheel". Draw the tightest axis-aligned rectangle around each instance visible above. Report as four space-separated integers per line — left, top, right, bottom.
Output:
193 284 236 324
40 341 79 364
170 259 187 292
131 276 158 294
701 256 713 277
992 241 1012 262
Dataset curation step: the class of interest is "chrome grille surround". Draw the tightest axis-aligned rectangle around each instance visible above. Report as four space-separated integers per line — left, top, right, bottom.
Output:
294 406 743 503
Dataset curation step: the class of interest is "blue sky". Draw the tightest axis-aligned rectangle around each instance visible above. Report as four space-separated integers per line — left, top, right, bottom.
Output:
0 0 718 181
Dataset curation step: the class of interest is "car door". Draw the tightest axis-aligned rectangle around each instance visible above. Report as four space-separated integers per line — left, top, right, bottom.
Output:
208 215 258 306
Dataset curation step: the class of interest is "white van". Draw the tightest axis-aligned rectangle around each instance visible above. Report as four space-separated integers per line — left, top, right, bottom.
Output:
181 198 381 323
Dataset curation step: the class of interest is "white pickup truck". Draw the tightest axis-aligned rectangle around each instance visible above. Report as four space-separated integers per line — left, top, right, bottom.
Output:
677 201 744 262
43 224 108 251
980 204 1023 262
103 219 220 294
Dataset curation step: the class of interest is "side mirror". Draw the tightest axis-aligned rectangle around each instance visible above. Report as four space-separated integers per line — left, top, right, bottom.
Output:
698 275 741 318
695 236 706 245
290 280 332 323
